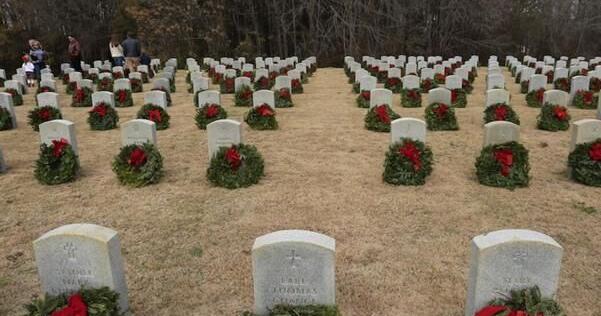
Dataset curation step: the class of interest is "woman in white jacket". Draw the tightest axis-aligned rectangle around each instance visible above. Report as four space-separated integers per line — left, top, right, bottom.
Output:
109 34 124 66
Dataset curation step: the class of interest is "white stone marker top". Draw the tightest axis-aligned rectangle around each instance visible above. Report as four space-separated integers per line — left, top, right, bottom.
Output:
253 90 275 109
428 88 452 106
570 119 601 151
369 88 392 109
543 90 569 107
122 119 157 146
252 229 335 251
274 76 292 90
486 89 510 107
207 119 243 158
391 118 426 144
483 121 520 147
403 75 420 90
198 90 221 108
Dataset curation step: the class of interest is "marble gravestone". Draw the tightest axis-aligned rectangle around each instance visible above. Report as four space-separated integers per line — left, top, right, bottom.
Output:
252 230 336 315
198 90 221 108
543 90 569 107
235 77 252 92
78 79 94 90
485 89 510 107
114 78 132 92
144 91 168 109
359 76 377 92
465 229 563 316
207 119 243 158
274 76 292 90
192 77 209 94
152 78 170 91
253 90 275 109
569 119 601 152
5 80 23 95
37 92 60 109
487 74 505 90
354 69 368 83
92 91 115 108
483 121 520 147
0 92 17 128
420 68 434 81
369 88 392 108
402 75 420 90
528 74 547 92
390 118 426 144
39 120 78 155
427 88 452 106
445 75 462 90
122 119 157 146
34 223 129 312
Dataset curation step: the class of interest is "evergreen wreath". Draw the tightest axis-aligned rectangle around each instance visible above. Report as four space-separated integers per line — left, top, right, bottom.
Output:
28 106 62 131
5 88 23 105
112 143 164 187
254 76 272 90
572 90 597 109
65 81 77 95
245 104 278 130
384 77 402 93
220 77 235 94
401 89 422 108
34 138 79 185
475 286 564 316
88 103 119 130
356 90 371 108
131 78 143 93
97 77 113 92
425 103 459 131
525 88 545 107
462 79 474 94
241 305 340 316
0 107 14 130
235 86 254 107
434 73 446 85
553 78 570 92
242 70 255 81
420 78 436 93
291 78 304 93
590 77 601 92
36 86 55 94
274 88 293 108
88 73 99 84
475 141 530 189
352 82 360 94
114 89 133 107
212 72 223 85
112 71 124 79
537 103 570 131
377 70 387 83
206 144 265 189
383 138 434 185
483 103 520 125
71 87 93 107
520 81 528 94
140 72 149 83
151 87 172 107
364 104 400 132
195 104 228 129
24 287 120 316
137 104 170 130
451 88 467 108
545 71 554 84
568 139 601 187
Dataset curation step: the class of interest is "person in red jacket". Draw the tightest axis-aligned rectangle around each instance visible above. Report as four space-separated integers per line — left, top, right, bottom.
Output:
67 35 82 71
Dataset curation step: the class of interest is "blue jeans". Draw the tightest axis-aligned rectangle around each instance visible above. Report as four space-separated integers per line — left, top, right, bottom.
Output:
113 56 125 67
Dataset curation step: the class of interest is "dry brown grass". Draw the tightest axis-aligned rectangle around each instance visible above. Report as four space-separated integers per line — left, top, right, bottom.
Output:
0 68 600 316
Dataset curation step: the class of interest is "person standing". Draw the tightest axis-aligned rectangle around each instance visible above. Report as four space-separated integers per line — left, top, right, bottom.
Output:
121 32 141 73
29 40 47 80
67 35 82 71
109 35 124 67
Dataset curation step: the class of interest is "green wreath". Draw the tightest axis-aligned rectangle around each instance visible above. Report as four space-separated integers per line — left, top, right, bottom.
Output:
71 87 93 107
112 143 164 187
253 77 272 90
88 103 119 130
352 82 360 94
36 86 55 94
274 88 293 108
383 138 433 185
65 81 77 95
131 78 143 93
475 141 530 189
5 88 23 106
420 79 437 93
356 90 370 108
525 88 545 107
520 81 528 94
291 79 304 94
451 89 467 108
572 90 597 109
476 286 564 316
235 86 254 107
245 105 278 130
151 88 172 107
241 305 340 316
97 78 113 92
462 79 473 94
553 78 570 92
0 107 14 131
220 78 235 94
434 74 446 85
384 77 403 93
483 103 520 125
364 104 400 132
401 89 422 108
28 106 62 131
425 103 458 131
514 73 521 84
537 103 570 131
568 139 601 187
114 89 133 107
24 287 120 316
34 139 79 185
206 144 265 189
137 104 170 130
195 104 228 129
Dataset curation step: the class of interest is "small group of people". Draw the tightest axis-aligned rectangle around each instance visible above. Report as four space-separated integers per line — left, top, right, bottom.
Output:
109 32 150 73
20 39 47 86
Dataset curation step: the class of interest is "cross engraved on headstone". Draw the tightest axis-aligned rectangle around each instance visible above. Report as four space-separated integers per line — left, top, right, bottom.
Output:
287 249 302 269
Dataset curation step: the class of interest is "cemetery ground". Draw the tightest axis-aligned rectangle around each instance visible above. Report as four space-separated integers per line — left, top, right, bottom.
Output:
1 68 600 316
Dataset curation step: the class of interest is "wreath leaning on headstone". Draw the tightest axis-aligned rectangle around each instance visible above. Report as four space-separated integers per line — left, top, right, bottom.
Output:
71 87 93 107
5 88 23 106
474 286 564 316
553 78 570 92
206 144 265 189
88 102 119 130
572 90 597 109
291 78 304 94
384 77 402 93
364 104 400 132
235 86 254 107
34 138 79 185
137 104 170 130
36 86 55 94
525 88 545 107
537 103 570 131
112 143 164 187
425 103 459 131
131 78 143 93
475 141 530 189
28 106 62 131
483 103 520 125
568 138 601 187
195 104 228 129
450 88 468 108
0 107 14 131
245 104 278 130
420 78 436 93
97 77 113 92
274 88 293 108
241 305 341 316
115 89 133 107
383 138 434 186
401 88 422 108
24 287 121 316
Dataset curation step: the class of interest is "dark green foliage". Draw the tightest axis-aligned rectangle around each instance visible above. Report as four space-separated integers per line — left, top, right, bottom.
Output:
364 104 400 132
195 104 228 129
97 78 113 92
235 86 254 107
5 89 23 106
34 142 79 185
487 286 565 316
451 89 467 108
207 144 264 189
0 107 14 130
114 89 133 107
483 103 520 125
137 104 170 130
537 103 570 131
241 305 340 316
383 138 433 186
245 106 278 130
71 87 93 107
28 106 62 131
525 89 545 107
425 103 458 131
112 143 163 187
356 91 370 108
475 141 530 189
87 104 119 130
401 89 422 108
274 88 293 108
131 78 143 93
24 286 120 316
568 139 601 187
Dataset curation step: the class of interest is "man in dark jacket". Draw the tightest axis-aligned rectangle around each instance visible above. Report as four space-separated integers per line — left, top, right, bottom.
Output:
122 32 141 73
67 36 82 71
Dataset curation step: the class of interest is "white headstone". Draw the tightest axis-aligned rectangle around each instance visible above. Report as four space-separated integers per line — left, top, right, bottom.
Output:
198 90 221 108
570 76 590 95
192 77 210 93
152 78 170 91
121 119 157 146
68 72 82 83
78 79 94 90
207 119 243 158
528 74 547 92
485 89 510 107
570 119 601 151
144 91 168 109
427 88 452 106
4 80 22 95
445 75 462 90
37 92 60 109
274 76 292 90
92 91 115 108
39 120 78 155
369 88 392 109
487 74 505 90
235 77 252 92
483 121 520 147
0 92 17 128
420 68 434 81
359 76 377 91
390 118 426 144
41 73 54 82
402 75 420 90
253 90 275 109
543 90 569 107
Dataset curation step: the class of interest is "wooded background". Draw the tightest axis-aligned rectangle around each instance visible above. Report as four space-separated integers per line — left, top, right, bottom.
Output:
1 0 601 72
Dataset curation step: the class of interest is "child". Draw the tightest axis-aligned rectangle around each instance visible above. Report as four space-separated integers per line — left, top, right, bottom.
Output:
22 55 35 87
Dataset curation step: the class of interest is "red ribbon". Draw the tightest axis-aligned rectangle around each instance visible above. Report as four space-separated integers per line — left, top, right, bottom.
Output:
589 142 601 161
494 105 508 121
91 104 107 117
494 148 514 176
128 147 147 168
50 293 88 316
361 91 371 100
433 103 449 119
51 138 69 158
374 105 390 124
205 104 220 118
148 109 162 123
257 104 274 117
552 106 568 121
225 147 241 170
398 141 421 171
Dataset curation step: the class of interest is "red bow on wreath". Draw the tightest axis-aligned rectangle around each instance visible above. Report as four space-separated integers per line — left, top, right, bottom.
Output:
225 78 235 89
259 77 269 87
91 104 107 117
552 106 567 121
148 109 162 123
74 88 86 103
241 89 253 100
451 90 458 103
399 141 421 171
408 89 420 101
225 147 242 170
361 91 371 100
387 78 399 86
51 138 69 158
433 103 449 119
205 104 220 118
292 79 301 88
39 108 52 121
475 306 538 316
494 105 508 121
582 91 593 104
589 142 601 161
494 148 514 177
535 89 545 103
423 80 432 90
50 293 88 316
279 88 291 99
117 90 128 103
257 104 274 117
374 105 390 124
128 147 147 168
